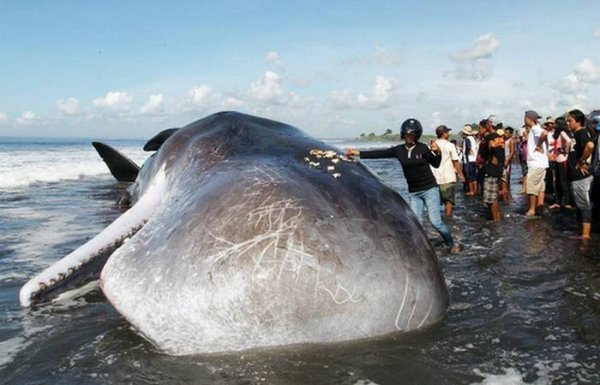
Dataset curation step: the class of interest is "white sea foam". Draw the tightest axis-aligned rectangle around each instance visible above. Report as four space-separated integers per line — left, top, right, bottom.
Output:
471 368 527 385
0 324 53 368
0 145 148 189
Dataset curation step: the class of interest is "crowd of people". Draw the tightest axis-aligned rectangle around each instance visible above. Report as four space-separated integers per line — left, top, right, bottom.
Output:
346 109 600 250
458 109 599 239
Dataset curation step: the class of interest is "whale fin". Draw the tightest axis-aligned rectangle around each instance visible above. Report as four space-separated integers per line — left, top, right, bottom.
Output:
92 142 140 182
143 128 179 151
19 167 166 307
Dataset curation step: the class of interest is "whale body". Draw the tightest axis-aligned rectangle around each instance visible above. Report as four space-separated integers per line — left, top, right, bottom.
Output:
20 111 449 355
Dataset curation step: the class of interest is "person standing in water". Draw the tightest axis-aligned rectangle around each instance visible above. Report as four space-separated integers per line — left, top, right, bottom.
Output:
431 125 466 217
461 125 479 196
345 118 461 253
566 109 595 240
524 110 549 217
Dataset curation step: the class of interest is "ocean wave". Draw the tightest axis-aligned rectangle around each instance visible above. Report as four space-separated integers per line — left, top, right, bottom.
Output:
0 139 380 189
0 146 148 189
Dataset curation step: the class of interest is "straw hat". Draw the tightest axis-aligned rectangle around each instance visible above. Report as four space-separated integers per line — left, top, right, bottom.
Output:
461 125 475 136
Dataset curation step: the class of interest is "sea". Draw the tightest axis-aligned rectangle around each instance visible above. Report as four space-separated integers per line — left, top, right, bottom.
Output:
1 136 599 385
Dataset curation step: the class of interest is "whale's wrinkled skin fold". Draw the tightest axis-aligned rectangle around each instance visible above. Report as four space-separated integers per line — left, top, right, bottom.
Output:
23 111 450 355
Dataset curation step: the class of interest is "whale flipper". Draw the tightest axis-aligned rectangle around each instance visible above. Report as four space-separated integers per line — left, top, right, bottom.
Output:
143 128 178 151
92 142 140 182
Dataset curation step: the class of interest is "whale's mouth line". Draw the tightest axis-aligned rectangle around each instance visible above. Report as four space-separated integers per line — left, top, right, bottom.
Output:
25 222 146 306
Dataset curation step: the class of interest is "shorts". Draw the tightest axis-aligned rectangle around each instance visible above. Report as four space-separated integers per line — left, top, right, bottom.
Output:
571 176 593 222
464 162 477 181
483 176 500 204
439 183 456 205
526 167 546 196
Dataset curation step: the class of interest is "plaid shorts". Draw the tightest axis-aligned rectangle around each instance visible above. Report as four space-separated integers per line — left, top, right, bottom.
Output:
483 176 500 204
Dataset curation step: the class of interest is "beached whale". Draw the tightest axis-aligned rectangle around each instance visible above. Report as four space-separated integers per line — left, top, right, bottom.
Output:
19 111 449 355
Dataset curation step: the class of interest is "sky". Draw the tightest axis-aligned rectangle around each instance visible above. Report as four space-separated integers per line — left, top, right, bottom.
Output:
1 0 600 139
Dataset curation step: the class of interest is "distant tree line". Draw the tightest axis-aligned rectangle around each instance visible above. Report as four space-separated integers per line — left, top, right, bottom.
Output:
357 128 401 141
357 128 438 142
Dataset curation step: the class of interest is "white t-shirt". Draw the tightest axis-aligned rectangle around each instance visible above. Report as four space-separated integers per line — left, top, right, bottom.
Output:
462 136 478 163
526 124 549 169
431 138 459 184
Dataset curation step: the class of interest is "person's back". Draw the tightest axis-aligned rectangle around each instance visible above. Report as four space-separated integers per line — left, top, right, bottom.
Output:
432 138 459 185
463 135 478 163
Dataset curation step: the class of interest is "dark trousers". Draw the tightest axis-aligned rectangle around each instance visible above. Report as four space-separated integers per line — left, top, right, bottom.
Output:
555 161 573 206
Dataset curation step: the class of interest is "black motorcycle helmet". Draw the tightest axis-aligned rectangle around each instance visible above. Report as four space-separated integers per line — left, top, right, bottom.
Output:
587 110 600 133
400 118 423 140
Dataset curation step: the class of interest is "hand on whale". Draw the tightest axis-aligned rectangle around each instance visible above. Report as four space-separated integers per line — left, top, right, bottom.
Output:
20 111 449 355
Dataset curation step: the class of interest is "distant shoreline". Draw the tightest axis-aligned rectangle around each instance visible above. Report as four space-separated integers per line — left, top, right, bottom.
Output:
354 133 441 142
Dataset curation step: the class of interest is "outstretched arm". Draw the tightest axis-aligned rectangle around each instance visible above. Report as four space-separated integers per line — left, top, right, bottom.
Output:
345 147 396 159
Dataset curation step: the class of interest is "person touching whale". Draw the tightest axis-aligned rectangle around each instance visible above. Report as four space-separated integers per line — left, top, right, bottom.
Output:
346 118 461 253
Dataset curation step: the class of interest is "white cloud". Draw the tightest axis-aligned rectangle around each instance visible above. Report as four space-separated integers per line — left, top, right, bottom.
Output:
266 51 283 66
223 96 244 108
557 58 600 94
140 94 164 115
331 75 396 110
55 97 80 115
182 85 214 111
92 91 133 111
557 93 589 112
574 58 600 83
16 111 36 126
558 73 584 94
450 34 499 81
452 33 499 61
250 71 284 103
373 75 395 102
0 111 8 125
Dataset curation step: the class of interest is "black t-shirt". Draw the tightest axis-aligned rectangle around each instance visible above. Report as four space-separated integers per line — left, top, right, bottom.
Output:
360 142 441 193
568 128 594 181
481 133 504 178
483 146 505 178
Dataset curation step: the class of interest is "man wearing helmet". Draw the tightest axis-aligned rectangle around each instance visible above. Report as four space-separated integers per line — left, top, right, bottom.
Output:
346 118 461 254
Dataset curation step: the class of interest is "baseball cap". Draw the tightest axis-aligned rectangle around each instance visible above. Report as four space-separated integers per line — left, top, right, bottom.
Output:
525 110 542 120
435 125 451 136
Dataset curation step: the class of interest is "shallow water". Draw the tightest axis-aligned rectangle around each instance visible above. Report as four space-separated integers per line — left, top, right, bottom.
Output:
1 140 599 384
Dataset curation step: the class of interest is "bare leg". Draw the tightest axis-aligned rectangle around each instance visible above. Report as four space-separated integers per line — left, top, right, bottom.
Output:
527 195 536 216
582 223 591 240
467 181 477 195
536 191 545 214
490 202 501 222
445 202 453 217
